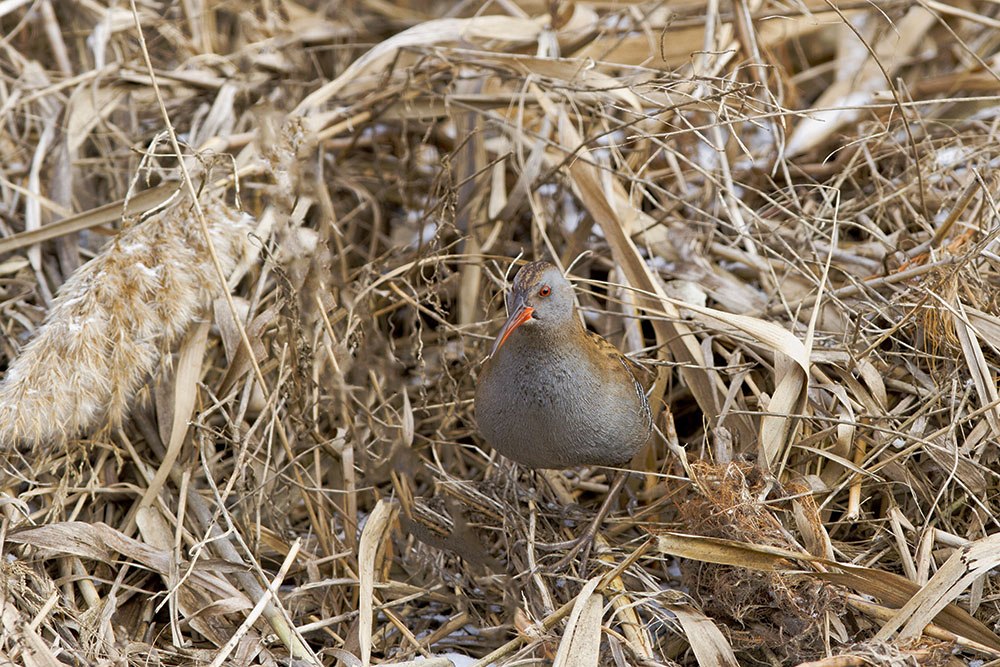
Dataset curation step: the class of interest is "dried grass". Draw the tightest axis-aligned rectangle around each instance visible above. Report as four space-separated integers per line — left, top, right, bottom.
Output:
3 1 1000 665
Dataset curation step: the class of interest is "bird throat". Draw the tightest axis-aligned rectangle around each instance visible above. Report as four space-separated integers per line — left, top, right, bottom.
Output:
499 318 583 362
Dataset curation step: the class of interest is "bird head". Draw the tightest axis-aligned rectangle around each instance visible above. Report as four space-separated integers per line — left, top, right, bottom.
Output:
488 261 574 358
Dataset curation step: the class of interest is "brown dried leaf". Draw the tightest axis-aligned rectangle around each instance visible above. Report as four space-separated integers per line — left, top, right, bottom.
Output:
665 604 739 667
552 577 603 667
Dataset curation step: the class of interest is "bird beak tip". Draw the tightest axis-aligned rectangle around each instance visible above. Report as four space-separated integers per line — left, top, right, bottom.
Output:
488 303 534 357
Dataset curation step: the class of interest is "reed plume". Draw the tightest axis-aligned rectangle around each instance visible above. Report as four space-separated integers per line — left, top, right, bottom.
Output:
0 198 253 447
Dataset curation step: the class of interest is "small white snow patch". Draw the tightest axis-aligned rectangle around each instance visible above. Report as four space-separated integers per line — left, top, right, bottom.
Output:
935 146 972 168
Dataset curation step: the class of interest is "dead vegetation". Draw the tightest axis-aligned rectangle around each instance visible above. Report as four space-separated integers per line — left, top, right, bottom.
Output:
3 1 1000 665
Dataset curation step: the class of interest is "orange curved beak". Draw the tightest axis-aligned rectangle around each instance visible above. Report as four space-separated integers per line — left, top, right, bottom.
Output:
488 300 534 358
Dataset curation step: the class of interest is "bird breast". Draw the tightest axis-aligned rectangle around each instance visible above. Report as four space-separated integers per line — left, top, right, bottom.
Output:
475 329 651 469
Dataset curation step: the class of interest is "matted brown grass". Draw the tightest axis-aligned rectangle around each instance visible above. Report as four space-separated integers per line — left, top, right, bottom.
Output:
2 1 1000 665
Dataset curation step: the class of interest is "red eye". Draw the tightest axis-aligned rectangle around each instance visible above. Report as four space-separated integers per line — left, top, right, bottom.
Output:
539 286 551 297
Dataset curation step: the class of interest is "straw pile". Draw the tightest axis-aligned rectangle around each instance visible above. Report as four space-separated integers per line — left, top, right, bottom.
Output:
2 1 1000 665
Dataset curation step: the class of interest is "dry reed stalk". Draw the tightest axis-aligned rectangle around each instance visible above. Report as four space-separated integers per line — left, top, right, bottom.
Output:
0 196 252 447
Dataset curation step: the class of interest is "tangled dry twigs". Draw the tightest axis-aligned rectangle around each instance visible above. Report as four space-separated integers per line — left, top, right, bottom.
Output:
3 1 1000 666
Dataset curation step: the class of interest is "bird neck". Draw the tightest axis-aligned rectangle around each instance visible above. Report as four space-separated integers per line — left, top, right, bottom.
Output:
508 315 585 357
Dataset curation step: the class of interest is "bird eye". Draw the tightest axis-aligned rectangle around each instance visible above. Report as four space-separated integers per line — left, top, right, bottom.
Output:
539 285 551 297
